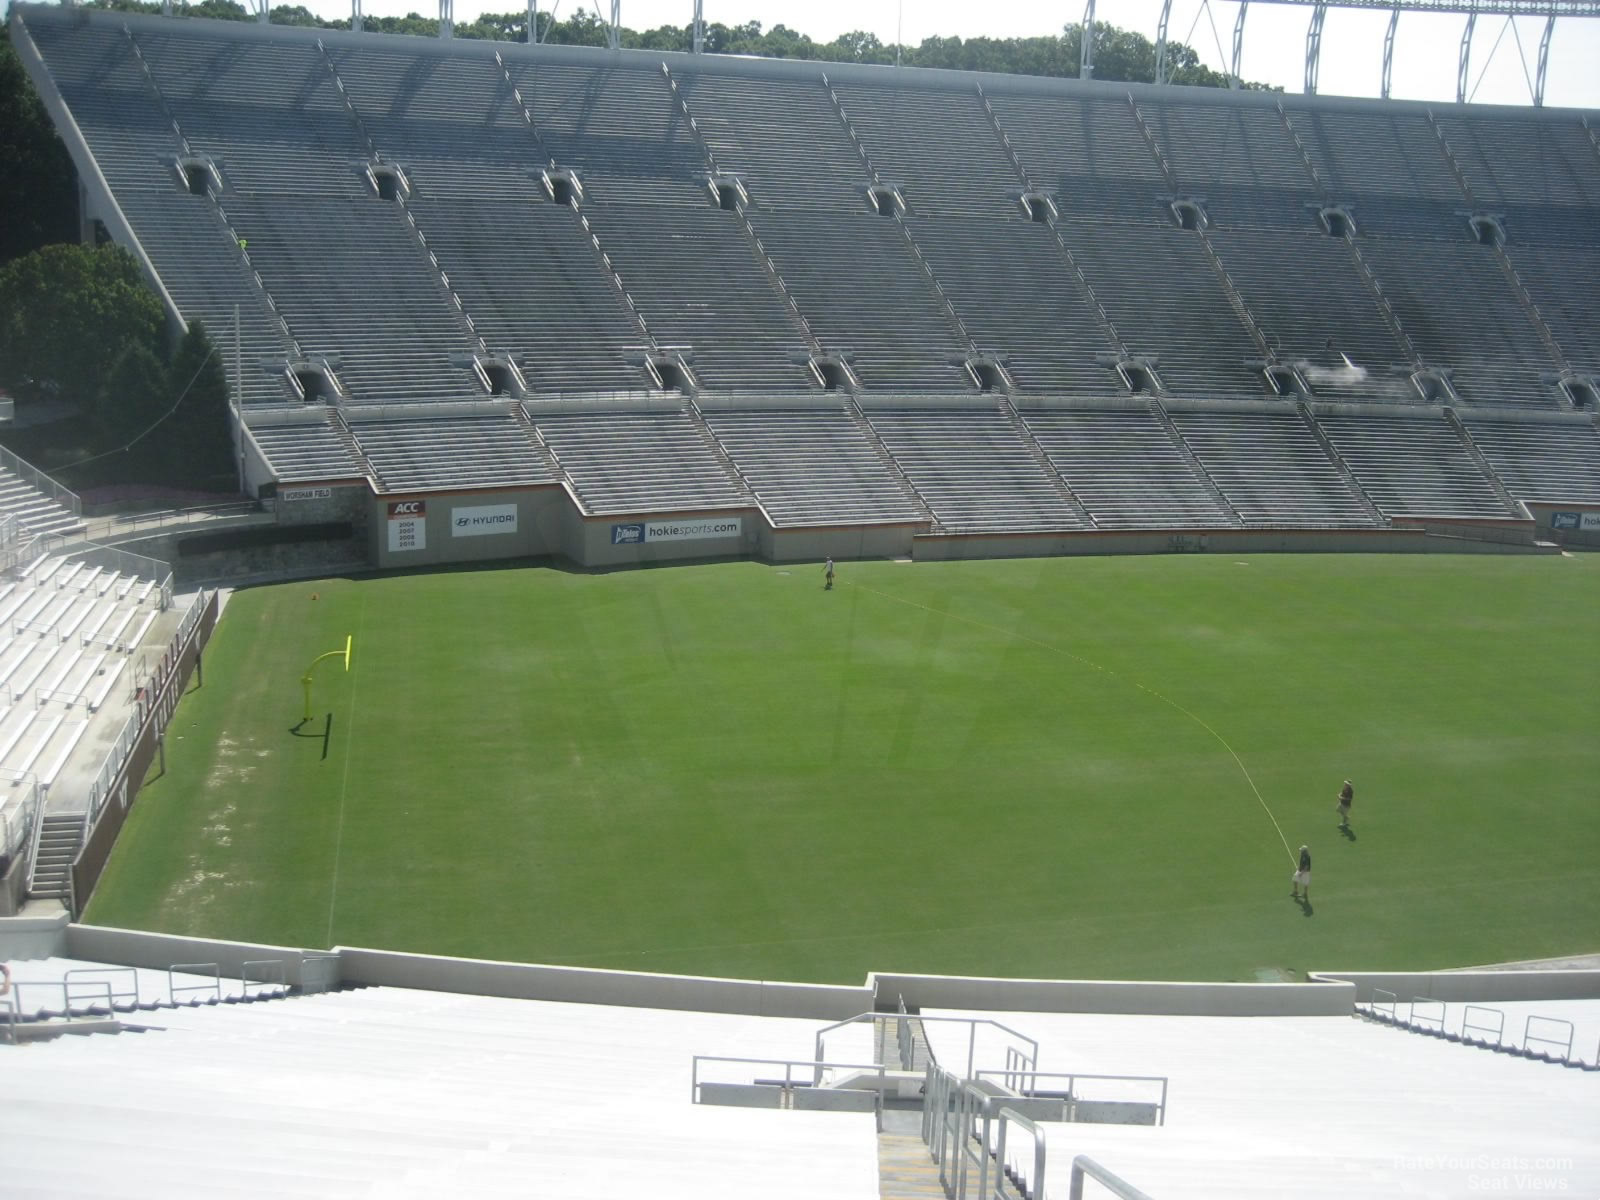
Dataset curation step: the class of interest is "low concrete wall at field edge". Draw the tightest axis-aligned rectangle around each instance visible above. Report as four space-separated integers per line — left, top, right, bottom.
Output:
875 973 1356 1016
912 526 1548 562
64 925 329 988
1309 969 1600 1005
335 948 870 1019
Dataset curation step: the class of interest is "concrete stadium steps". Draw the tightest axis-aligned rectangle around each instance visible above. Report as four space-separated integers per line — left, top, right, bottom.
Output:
245 412 365 483
828 81 1019 217
1019 405 1232 529
1459 415 1600 504
1432 113 1600 209
350 412 550 493
877 1134 949 1200
1141 98 1313 198
5 957 293 1018
1315 410 1515 519
0 984 880 1199
674 72 870 211
908 216 1123 395
864 407 1090 533
408 196 647 394
511 60 708 207
1357 239 1563 408
222 195 486 404
749 212 975 392
1059 219 1267 397
25 812 81 901
1169 407 1378 526
0 470 84 542
580 201 817 392
702 408 926 528
533 409 753 516
1502 243 1600 370
1282 106 1466 206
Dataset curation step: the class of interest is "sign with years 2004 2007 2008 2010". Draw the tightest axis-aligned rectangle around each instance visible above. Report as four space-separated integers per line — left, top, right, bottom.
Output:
386 501 521 552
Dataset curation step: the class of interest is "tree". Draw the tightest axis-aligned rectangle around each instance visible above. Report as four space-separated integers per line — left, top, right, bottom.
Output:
154 321 235 489
0 26 78 266
0 243 167 410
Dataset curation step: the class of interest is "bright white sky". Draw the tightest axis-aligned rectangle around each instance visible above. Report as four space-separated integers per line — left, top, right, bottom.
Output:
311 0 1600 109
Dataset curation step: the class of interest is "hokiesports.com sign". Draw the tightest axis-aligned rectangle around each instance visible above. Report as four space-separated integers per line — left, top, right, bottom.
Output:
611 517 742 545
1549 511 1600 532
451 503 518 538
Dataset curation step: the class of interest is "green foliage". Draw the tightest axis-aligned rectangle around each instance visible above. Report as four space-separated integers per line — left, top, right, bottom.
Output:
0 26 78 265
156 320 236 489
85 556 1600 981
0 243 167 406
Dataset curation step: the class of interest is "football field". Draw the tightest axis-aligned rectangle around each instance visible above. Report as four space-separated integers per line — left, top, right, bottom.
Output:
85 552 1600 983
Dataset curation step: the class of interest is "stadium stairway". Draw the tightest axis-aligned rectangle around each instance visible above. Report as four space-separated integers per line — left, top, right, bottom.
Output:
877 1134 953 1200
27 813 80 902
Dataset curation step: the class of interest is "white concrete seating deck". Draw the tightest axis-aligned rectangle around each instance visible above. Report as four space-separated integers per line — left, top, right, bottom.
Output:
223 195 486 404
580 201 817 392
1502 243 1600 370
512 61 708 206
1020 406 1230 528
1316 411 1514 519
0 467 84 542
750 211 975 392
829 81 1018 217
1170 408 1376 526
703 408 924 527
1432 114 1600 210
247 413 364 483
1358 238 1560 408
909 216 1122 395
351 413 549 493
1369 996 1600 1062
534 410 752 515
924 1007 1600 1198
1460 415 1600 504
865 408 1088 533
984 90 1170 221
1283 106 1466 223
1142 99 1311 211
407 196 648 394
1206 228 1413 402
5 957 291 1018
1058 219 1266 398
0 985 880 1200
674 72 868 212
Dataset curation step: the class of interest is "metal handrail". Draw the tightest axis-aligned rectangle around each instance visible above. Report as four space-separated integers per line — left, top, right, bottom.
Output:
1462 1004 1505 1045
240 959 288 995
993 1107 1048 1200
1408 995 1446 1031
691 1055 890 1103
0 996 16 1044
0 443 81 516
815 1012 1038 1084
168 963 221 1005
1524 1015 1574 1062
65 966 138 1010
1070 1153 1157 1200
977 1068 1170 1126
1369 987 1398 1018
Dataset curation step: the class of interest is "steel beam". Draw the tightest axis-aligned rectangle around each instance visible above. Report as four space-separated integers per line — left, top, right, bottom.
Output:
352 0 363 33
1081 0 1097 78
608 0 622 49
1381 3 1399 96
1457 8 1476 102
1215 0 1595 15
1232 0 1250 88
1155 0 1174 82
1535 12 1555 103
439 0 452 38
526 0 536 42
692 0 704 52
1305 2 1328 92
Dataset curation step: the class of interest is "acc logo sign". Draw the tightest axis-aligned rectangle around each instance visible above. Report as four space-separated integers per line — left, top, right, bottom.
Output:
388 501 427 517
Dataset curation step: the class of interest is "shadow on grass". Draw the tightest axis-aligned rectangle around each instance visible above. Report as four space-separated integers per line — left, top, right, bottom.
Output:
1338 823 1357 842
1296 895 1314 918
289 711 333 762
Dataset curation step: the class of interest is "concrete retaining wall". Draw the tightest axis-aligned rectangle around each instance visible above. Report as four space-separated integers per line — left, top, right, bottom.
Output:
1309 969 1600 1005
875 973 1356 1016
63 924 327 988
912 526 1548 562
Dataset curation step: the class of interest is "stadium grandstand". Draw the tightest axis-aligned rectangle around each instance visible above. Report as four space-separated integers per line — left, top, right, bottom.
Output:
2 4 1599 1196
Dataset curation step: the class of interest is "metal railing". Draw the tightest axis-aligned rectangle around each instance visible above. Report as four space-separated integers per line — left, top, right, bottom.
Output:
992 1107 1048 1200
815 1012 1038 1085
1069 1153 1157 1200
1 767 42 863
1524 1015 1575 1062
65 966 138 1009
58 544 174 609
1409 996 1447 1032
241 959 289 996
975 1068 1170 1126
168 963 221 1005
0 443 81 517
0 996 16 1044
1462 1004 1505 1045
1362 994 1587 1066
78 501 259 541
692 1055 889 1100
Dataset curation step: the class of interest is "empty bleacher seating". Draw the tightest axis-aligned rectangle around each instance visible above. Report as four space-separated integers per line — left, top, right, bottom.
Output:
245 413 364 482
1460 416 1600 504
352 413 549 492
1315 410 1513 518
533 409 750 515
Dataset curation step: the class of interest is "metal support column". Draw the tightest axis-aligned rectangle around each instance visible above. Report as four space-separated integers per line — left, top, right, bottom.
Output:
1232 1 1250 89
1381 3 1399 97
1457 8 1477 102
439 0 453 38
1155 0 1174 83
352 0 363 32
1081 0 1096 78
526 0 537 42
692 0 704 52
254 0 269 22
608 0 621 49
1305 3 1328 92
1534 13 1555 105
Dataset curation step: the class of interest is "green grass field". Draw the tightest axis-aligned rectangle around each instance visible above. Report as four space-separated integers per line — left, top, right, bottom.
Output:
85 553 1600 983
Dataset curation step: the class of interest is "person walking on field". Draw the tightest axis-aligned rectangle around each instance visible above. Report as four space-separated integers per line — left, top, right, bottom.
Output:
824 557 835 590
1336 780 1354 827
1291 845 1312 901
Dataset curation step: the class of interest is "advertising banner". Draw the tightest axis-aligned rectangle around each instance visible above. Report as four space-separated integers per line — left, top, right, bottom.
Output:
610 517 741 545
452 503 519 538
281 487 333 502
387 500 426 552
